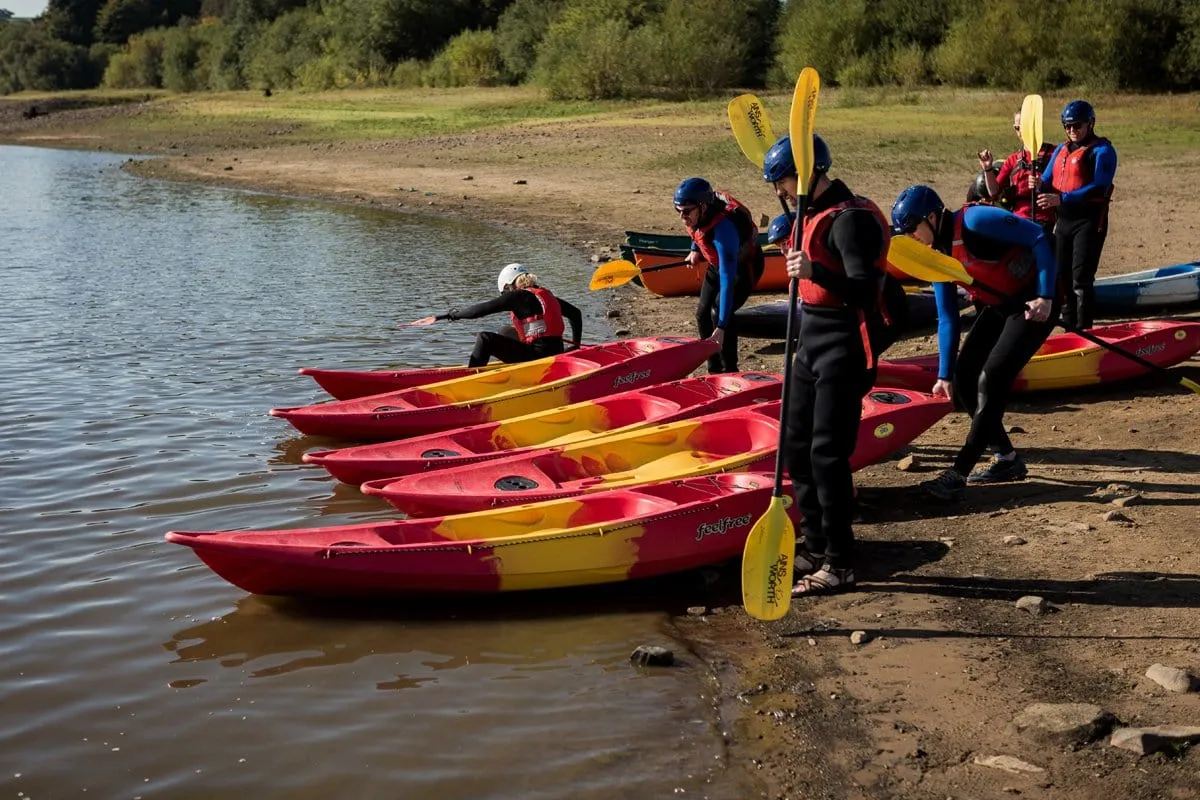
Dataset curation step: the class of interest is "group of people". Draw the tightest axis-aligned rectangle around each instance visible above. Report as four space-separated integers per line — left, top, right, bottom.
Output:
434 98 1118 600
767 98 1117 596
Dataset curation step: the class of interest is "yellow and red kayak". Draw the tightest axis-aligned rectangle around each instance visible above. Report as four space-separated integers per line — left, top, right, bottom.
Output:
361 389 950 517
303 372 783 485
875 320 1200 393
299 363 500 401
270 336 718 440
165 473 799 597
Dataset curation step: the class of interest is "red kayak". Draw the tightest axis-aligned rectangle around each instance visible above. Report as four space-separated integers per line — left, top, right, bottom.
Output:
299 364 499 401
876 320 1200 393
304 372 783 485
165 473 799 597
361 389 950 517
270 336 719 441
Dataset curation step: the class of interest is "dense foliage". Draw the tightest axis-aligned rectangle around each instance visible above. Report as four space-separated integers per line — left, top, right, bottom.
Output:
3 0 1200 96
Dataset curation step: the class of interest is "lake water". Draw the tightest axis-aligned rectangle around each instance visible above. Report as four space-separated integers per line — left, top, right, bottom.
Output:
0 145 752 798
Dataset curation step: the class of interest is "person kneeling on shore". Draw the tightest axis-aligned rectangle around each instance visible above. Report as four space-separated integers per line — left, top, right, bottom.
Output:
445 263 583 367
890 186 1058 501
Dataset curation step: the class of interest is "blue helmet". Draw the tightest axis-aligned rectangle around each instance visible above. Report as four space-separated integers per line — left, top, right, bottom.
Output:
891 185 945 235
761 134 832 183
1061 100 1095 126
766 211 795 245
673 177 714 208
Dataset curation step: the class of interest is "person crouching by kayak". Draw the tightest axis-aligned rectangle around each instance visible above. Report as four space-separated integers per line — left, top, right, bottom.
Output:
891 186 1059 501
445 263 583 367
674 177 765 373
763 133 895 598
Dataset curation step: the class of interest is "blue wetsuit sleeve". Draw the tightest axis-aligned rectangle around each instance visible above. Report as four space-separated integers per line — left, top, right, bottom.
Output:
961 205 1058 298
1060 143 1116 205
934 282 961 381
710 218 741 328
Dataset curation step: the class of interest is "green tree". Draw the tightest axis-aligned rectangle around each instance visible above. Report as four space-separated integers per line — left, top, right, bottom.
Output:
426 28 502 87
775 0 878 86
495 0 559 82
646 0 748 97
533 0 659 99
44 0 106 45
0 9 14 22
94 0 202 45
245 6 326 89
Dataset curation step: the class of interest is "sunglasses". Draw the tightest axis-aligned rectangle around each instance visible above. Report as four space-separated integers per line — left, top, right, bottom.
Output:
1063 121 1087 130
675 205 698 215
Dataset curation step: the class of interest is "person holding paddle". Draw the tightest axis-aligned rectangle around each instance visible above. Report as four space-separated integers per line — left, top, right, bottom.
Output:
977 108 1056 233
1034 100 1118 331
673 177 765 373
762 133 895 597
890 185 1058 500
443 263 583 367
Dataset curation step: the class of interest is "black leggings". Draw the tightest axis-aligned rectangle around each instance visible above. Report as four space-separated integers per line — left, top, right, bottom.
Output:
696 266 757 373
950 300 1058 475
1055 213 1108 330
468 327 563 367
784 315 875 570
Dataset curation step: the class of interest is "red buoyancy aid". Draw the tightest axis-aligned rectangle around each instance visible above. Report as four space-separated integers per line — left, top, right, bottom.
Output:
1050 136 1114 203
951 207 1037 305
686 191 761 271
511 287 565 343
797 196 892 308
796 196 894 368
1003 144 1057 222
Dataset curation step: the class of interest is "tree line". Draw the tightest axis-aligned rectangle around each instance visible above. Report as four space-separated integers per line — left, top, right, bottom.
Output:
3 0 1200 97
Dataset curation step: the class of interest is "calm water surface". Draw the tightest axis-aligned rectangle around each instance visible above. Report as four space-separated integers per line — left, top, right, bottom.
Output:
0 145 751 798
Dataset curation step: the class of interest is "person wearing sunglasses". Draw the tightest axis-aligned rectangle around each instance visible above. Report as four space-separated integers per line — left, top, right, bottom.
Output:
444 262 583 367
673 177 765 373
1032 100 1118 331
890 185 1059 501
975 110 1056 230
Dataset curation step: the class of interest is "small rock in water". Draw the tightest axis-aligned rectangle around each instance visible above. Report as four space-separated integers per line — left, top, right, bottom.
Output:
630 645 674 667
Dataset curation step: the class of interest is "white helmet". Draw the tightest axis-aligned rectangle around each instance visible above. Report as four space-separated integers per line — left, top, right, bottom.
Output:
497 262 529 293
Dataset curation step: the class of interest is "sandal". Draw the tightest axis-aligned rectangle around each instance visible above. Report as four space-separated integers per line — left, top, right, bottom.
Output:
794 545 824 578
792 566 856 598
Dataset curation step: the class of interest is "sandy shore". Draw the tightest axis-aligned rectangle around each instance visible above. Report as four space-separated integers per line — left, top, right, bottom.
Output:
4 94 1199 799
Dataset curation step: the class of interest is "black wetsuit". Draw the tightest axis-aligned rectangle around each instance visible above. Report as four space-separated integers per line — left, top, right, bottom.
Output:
784 179 891 571
932 208 1060 475
447 289 583 368
1040 135 1117 330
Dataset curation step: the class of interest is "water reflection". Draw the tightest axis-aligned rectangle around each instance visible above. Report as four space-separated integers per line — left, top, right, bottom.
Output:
163 576 715 683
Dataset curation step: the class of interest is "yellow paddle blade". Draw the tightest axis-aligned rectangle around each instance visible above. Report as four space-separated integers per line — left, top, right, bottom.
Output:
588 259 641 291
789 67 820 189
1021 94 1044 157
741 495 795 621
1183 378 1200 394
728 94 776 168
886 236 974 286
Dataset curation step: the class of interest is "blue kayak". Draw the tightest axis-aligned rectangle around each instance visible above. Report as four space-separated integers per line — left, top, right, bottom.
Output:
1095 261 1200 309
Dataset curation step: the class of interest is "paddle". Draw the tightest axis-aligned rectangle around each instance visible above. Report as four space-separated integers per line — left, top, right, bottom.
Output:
588 258 689 291
741 67 819 622
727 94 777 168
1020 94 1044 215
398 314 446 328
887 237 1200 394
